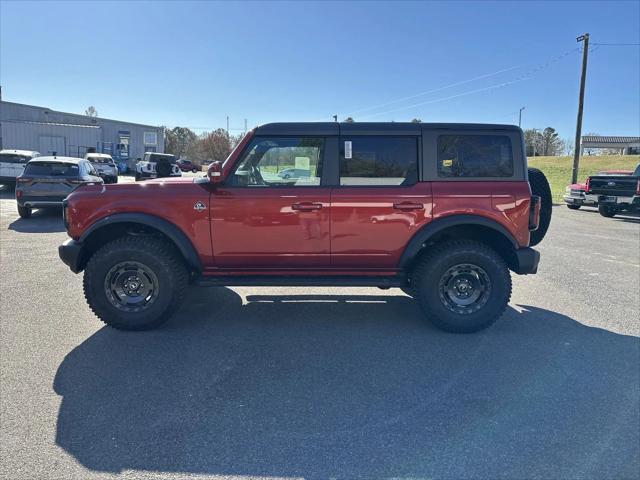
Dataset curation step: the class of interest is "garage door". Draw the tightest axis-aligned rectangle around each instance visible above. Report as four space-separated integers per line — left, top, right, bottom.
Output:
39 136 66 156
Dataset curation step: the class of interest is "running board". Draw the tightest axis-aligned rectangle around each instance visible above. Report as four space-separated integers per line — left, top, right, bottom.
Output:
195 275 405 288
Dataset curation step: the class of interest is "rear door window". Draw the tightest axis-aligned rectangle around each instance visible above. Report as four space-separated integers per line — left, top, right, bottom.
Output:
24 162 79 176
339 136 418 186
438 135 513 177
0 154 31 164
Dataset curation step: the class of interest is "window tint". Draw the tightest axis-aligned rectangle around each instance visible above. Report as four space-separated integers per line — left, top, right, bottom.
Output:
231 137 324 187
340 137 418 186
24 162 79 176
0 154 31 164
438 135 513 178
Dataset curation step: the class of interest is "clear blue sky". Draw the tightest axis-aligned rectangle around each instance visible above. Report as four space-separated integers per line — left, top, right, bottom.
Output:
1 1 639 139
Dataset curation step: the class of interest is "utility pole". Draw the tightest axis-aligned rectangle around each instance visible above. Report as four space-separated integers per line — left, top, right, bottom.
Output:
518 106 525 128
226 116 230 138
572 33 589 184
244 118 247 135
332 115 338 123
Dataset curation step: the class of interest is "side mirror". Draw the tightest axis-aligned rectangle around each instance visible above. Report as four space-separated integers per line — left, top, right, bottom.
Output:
208 161 223 184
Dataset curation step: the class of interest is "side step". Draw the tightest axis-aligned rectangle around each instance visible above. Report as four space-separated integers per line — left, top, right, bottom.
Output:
195 275 404 288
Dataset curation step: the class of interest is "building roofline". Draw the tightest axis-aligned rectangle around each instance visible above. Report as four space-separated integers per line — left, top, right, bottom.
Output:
1 100 164 130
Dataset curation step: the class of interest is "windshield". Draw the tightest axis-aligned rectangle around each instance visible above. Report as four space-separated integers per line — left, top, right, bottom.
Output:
24 162 80 176
87 156 113 164
0 154 31 164
634 164 640 176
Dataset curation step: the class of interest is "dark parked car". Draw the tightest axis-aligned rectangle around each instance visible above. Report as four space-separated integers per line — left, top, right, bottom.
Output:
16 156 103 218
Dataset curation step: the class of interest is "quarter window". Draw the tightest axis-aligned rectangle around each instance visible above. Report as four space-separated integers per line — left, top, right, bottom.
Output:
438 135 513 178
340 137 418 186
231 137 324 187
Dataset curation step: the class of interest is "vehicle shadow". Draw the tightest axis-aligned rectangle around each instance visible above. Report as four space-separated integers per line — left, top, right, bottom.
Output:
8 207 65 233
53 289 640 479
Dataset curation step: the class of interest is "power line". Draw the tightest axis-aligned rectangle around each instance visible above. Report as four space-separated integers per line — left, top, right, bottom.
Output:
345 64 525 116
591 42 640 46
345 46 580 121
359 77 532 119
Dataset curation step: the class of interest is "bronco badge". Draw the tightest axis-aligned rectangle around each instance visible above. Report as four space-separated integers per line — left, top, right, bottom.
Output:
193 201 206 212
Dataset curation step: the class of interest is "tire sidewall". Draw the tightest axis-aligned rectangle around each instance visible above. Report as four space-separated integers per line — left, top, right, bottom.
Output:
415 247 510 332
85 245 179 329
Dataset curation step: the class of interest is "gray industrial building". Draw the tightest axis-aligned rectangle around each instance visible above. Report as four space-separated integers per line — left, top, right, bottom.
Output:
0 99 165 170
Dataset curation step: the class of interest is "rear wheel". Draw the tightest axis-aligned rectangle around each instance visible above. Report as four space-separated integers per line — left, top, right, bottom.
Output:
567 204 581 210
598 204 618 218
17 205 32 219
412 240 512 333
135 172 141 181
83 236 188 330
528 168 552 246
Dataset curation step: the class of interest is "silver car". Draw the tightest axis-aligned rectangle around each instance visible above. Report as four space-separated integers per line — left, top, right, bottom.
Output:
15 156 103 219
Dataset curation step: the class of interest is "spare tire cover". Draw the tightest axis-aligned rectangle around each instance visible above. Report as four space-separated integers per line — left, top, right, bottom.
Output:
156 159 172 177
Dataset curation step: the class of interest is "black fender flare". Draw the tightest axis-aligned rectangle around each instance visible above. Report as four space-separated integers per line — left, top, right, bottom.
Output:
398 214 518 269
80 213 202 272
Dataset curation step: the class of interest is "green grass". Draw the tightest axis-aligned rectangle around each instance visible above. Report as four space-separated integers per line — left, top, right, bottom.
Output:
527 155 639 203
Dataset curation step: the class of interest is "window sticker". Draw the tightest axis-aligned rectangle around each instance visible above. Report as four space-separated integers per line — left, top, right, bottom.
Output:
344 141 352 159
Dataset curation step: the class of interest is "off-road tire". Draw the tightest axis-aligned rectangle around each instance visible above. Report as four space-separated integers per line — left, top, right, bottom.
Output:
528 167 552 246
567 204 580 210
17 205 32 218
412 240 512 333
83 236 188 330
598 204 618 218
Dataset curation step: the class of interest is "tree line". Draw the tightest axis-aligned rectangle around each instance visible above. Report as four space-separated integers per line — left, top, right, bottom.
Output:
164 127 244 165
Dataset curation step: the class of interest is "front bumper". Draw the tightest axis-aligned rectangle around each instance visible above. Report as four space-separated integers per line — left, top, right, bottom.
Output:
58 239 84 273
513 247 540 275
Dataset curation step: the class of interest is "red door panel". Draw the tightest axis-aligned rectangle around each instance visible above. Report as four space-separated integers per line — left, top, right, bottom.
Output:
210 187 331 269
431 181 532 246
330 183 433 269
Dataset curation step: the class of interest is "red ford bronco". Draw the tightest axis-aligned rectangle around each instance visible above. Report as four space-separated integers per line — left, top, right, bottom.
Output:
59 123 551 333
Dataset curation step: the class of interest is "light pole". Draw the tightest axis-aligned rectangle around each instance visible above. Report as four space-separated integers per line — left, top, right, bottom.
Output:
518 106 525 128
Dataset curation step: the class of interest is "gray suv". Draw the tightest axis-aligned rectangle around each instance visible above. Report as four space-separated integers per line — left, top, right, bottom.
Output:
15 156 103 218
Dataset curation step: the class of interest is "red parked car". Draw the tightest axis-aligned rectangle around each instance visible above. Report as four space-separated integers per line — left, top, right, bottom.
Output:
176 159 200 173
59 122 551 333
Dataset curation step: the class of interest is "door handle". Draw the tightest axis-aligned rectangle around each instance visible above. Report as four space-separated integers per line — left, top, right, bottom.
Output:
393 202 424 211
292 202 323 211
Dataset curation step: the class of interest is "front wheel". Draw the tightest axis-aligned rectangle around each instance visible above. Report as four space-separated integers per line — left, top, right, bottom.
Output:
598 204 618 218
567 204 580 210
412 240 512 333
135 172 141 181
83 236 188 330
17 205 32 218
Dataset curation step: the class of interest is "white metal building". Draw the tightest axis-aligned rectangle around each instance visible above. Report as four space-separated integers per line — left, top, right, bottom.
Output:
0 100 165 170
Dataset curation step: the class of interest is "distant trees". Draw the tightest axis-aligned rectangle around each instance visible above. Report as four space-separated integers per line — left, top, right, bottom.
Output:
165 126 243 165
524 127 563 156
84 106 98 117
343 117 355 123
165 127 197 158
411 118 422 123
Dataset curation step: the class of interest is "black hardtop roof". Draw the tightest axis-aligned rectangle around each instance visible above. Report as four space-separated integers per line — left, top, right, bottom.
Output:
254 122 521 136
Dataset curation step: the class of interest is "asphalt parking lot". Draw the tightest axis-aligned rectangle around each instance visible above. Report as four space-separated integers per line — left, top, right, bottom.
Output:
1 183 639 480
